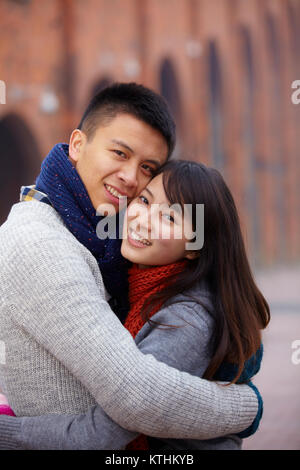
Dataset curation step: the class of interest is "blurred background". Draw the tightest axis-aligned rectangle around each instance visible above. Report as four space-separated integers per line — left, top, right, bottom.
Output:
0 0 299 449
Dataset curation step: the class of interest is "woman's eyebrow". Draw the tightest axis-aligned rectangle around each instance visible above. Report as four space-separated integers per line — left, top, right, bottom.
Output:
144 187 154 198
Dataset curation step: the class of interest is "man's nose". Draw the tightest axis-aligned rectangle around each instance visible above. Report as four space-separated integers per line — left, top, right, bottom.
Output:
117 161 138 189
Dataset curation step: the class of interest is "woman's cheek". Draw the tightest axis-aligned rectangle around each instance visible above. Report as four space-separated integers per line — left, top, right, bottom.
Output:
155 237 180 259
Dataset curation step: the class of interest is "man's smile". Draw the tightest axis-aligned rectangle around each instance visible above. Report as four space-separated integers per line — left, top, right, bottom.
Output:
104 184 129 199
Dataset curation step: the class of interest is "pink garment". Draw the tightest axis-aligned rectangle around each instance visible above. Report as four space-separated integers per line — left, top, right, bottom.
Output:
0 405 15 416
0 393 15 416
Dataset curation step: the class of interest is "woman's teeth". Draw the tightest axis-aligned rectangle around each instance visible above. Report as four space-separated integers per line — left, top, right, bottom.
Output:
129 228 151 246
105 184 127 199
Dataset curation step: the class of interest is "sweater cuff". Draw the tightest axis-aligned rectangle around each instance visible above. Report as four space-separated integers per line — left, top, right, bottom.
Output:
222 382 259 436
237 381 263 438
0 415 23 450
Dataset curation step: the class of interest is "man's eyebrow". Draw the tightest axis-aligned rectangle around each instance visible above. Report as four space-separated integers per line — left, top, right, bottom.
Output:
111 139 134 153
146 159 161 168
111 139 162 167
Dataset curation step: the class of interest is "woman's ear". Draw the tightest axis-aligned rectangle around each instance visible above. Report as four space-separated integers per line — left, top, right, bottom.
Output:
68 129 86 163
185 251 199 261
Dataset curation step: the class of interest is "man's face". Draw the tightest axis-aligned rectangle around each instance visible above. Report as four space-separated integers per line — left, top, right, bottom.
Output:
69 113 169 215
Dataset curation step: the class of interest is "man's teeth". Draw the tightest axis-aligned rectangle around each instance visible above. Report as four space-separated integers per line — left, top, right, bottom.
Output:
129 228 151 246
105 184 127 199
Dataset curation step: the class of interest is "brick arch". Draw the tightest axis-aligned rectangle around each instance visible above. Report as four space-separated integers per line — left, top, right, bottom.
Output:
286 0 300 259
158 58 183 157
238 25 261 264
0 114 41 224
287 0 300 68
264 12 286 261
206 40 226 173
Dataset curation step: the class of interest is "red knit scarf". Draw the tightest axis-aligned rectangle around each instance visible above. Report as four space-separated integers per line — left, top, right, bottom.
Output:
124 259 187 450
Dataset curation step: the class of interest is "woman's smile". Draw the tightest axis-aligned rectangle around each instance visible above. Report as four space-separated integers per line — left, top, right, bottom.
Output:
127 226 152 248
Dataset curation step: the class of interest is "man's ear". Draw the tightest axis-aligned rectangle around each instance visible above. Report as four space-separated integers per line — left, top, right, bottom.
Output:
68 129 86 163
185 251 200 261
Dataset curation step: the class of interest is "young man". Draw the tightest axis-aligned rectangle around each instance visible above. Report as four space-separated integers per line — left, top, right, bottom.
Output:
0 83 260 448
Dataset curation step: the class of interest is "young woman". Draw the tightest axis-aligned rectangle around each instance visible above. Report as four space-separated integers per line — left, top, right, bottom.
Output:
0 160 269 450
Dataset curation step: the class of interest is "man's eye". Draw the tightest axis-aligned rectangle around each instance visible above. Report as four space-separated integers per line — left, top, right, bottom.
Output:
138 195 149 205
113 150 127 158
141 164 156 175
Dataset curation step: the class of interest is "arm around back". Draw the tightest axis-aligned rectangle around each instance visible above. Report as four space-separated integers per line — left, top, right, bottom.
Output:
3 229 258 439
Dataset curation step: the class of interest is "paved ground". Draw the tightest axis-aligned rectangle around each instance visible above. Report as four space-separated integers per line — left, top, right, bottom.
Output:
243 265 300 450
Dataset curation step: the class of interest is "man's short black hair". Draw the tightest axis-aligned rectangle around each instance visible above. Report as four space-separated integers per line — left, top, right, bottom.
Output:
78 82 176 158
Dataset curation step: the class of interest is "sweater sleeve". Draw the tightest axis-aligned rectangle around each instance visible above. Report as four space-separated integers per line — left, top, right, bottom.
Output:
4 234 258 440
0 406 136 450
0 302 257 450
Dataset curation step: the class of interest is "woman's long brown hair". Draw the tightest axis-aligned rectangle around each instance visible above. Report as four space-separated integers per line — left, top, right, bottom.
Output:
141 160 270 384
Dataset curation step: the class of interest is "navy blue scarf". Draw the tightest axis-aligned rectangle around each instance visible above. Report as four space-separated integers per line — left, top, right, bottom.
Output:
35 143 130 322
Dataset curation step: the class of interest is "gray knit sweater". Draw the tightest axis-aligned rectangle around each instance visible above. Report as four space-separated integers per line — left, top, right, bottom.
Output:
0 290 243 450
0 201 258 447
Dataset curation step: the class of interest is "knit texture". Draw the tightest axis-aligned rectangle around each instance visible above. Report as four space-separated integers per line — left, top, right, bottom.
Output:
125 261 187 450
0 200 259 440
35 143 130 322
0 416 23 450
125 261 187 338
124 262 263 447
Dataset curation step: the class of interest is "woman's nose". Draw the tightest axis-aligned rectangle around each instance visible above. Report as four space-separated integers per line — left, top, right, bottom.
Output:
128 204 152 236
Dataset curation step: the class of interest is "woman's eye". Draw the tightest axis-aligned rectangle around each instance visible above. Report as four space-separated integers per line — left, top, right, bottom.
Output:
163 213 175 223
139 195 149 205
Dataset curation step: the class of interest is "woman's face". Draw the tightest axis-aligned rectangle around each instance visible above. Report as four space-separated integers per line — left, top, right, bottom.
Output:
121 173 195 268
